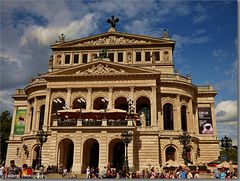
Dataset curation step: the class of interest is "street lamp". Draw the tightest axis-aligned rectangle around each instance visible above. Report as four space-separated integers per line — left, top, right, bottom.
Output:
121 131 133 172
220 135 232 160
179 132 192 166
36 129 48 168
101 98 109 119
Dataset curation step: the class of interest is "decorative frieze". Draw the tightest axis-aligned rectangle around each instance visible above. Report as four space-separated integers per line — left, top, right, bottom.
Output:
75 36 152 46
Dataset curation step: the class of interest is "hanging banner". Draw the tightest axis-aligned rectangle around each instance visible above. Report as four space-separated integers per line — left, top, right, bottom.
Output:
198 107 213 134
14 109 27 135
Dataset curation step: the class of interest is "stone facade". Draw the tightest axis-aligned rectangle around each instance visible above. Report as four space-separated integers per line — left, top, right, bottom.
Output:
6 28 219 174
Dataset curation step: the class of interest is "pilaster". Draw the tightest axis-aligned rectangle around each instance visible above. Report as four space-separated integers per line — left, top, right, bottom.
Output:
43 88 51 131
25 102 31 134
151 86 157 127
99 131 108 172
87 88 92 110
210 103 217 138
141 50 145 62
108 87 113 109
188 99 194 133
66 88 72 108
10 105 17 138
174 95 181 131
114 51 118 62
72 131 82 174
32 97 38 132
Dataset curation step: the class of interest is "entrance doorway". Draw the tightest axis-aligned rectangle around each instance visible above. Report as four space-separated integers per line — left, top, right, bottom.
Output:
82 139 99 173
58 139 74 171
109 139 125 171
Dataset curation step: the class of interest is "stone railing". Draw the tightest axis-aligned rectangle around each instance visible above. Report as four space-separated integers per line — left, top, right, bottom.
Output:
107 119 127 126
52 118 133 127
161 74 191 83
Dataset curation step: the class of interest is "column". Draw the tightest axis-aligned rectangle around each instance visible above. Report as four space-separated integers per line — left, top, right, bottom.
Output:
79 52 83 64
35 108 40 131
174 95 181 131
10 106 17 138
123 51 127 63
132 51 136 64
114 51 118 62
210 103 217 137
70 51 74 65
188 98 194 133
86 88 92 110
108 87 113 109
66 88 71 108
151 86 157 127
129 87 136 113
193 103 199 134
88 52 91 62
43 88 51 130
25 102 31 134
141 50 145 62
32 97 38 132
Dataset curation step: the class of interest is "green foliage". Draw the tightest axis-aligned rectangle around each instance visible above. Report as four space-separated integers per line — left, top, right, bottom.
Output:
220 148 237 162
0 110 12 163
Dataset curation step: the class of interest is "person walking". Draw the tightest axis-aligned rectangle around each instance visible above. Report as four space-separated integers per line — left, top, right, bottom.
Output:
0 163 5 179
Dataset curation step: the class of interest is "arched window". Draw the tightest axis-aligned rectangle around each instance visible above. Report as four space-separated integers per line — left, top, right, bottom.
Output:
181 105 187 131
165 146 176 161
163 103 174 130
136 97 151 126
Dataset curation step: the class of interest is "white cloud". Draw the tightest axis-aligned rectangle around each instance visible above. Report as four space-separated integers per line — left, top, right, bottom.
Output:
21 13 98 46
215 100 237 123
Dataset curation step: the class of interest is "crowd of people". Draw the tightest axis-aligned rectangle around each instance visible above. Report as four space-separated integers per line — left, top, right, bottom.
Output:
0 160 238 179
0 160 47 179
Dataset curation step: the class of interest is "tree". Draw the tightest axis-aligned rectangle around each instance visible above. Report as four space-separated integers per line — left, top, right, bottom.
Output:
0 110 12 163
220 147 238 162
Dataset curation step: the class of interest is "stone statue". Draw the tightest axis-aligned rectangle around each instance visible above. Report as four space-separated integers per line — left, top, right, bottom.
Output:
127 52 132 63
99 49 108 59
107 16 119 29
163 51 169 61
48 55 53 67
140 112 146 127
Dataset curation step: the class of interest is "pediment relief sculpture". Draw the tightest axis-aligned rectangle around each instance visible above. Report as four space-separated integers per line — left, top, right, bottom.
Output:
75 36 152 46
76 64 126 75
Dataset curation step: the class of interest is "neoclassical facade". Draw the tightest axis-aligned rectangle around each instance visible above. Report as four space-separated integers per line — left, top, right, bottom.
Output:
6 25 219 174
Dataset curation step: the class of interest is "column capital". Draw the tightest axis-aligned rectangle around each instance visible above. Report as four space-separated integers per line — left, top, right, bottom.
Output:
87 87 92 92
108 87 113 92
67 88 72 92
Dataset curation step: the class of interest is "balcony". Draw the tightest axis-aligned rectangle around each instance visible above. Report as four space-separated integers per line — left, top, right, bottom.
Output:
58 118 77 126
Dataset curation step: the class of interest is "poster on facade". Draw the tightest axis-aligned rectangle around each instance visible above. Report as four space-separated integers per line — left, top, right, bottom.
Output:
14 109 27 135
198 107 213 134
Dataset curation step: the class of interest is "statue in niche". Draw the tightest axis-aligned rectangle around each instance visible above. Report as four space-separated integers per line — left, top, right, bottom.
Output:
127 52 132 63
140 112 146 127
163 51 169 61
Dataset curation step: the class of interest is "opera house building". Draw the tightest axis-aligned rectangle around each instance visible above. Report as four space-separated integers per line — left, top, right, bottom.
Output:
6 20 219 174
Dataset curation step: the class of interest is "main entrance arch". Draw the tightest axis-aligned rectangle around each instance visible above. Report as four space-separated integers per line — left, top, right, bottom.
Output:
58 138 74 171
108 138 125 171
82 138 99 173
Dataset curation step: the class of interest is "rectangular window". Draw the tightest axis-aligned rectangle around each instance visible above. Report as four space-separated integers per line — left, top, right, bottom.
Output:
82 54 88 63
65 54 70 64
154 51 160 61
145 52 151 61
136 52 141 62
108 53 114 62
118 52 123 62
74 54 79 64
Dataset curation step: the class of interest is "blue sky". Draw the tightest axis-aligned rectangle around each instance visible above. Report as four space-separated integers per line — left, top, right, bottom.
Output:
0 0 238 145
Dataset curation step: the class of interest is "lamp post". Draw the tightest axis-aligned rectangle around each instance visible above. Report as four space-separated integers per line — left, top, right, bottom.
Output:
220 135 232 161
77 98 86 117
36 129 48 168
121 131 133 172
179 132 192 166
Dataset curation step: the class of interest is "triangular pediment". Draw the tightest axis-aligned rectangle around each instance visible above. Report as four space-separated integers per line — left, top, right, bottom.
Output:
44 60 160 78
51 31 175 48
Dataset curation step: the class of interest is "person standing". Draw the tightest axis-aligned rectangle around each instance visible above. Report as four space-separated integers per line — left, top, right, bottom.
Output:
0 163 5 179
86 166 90 178
5 160 21 179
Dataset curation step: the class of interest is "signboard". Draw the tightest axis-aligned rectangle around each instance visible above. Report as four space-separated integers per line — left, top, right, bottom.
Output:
198 107 213 134
14 109 27 135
